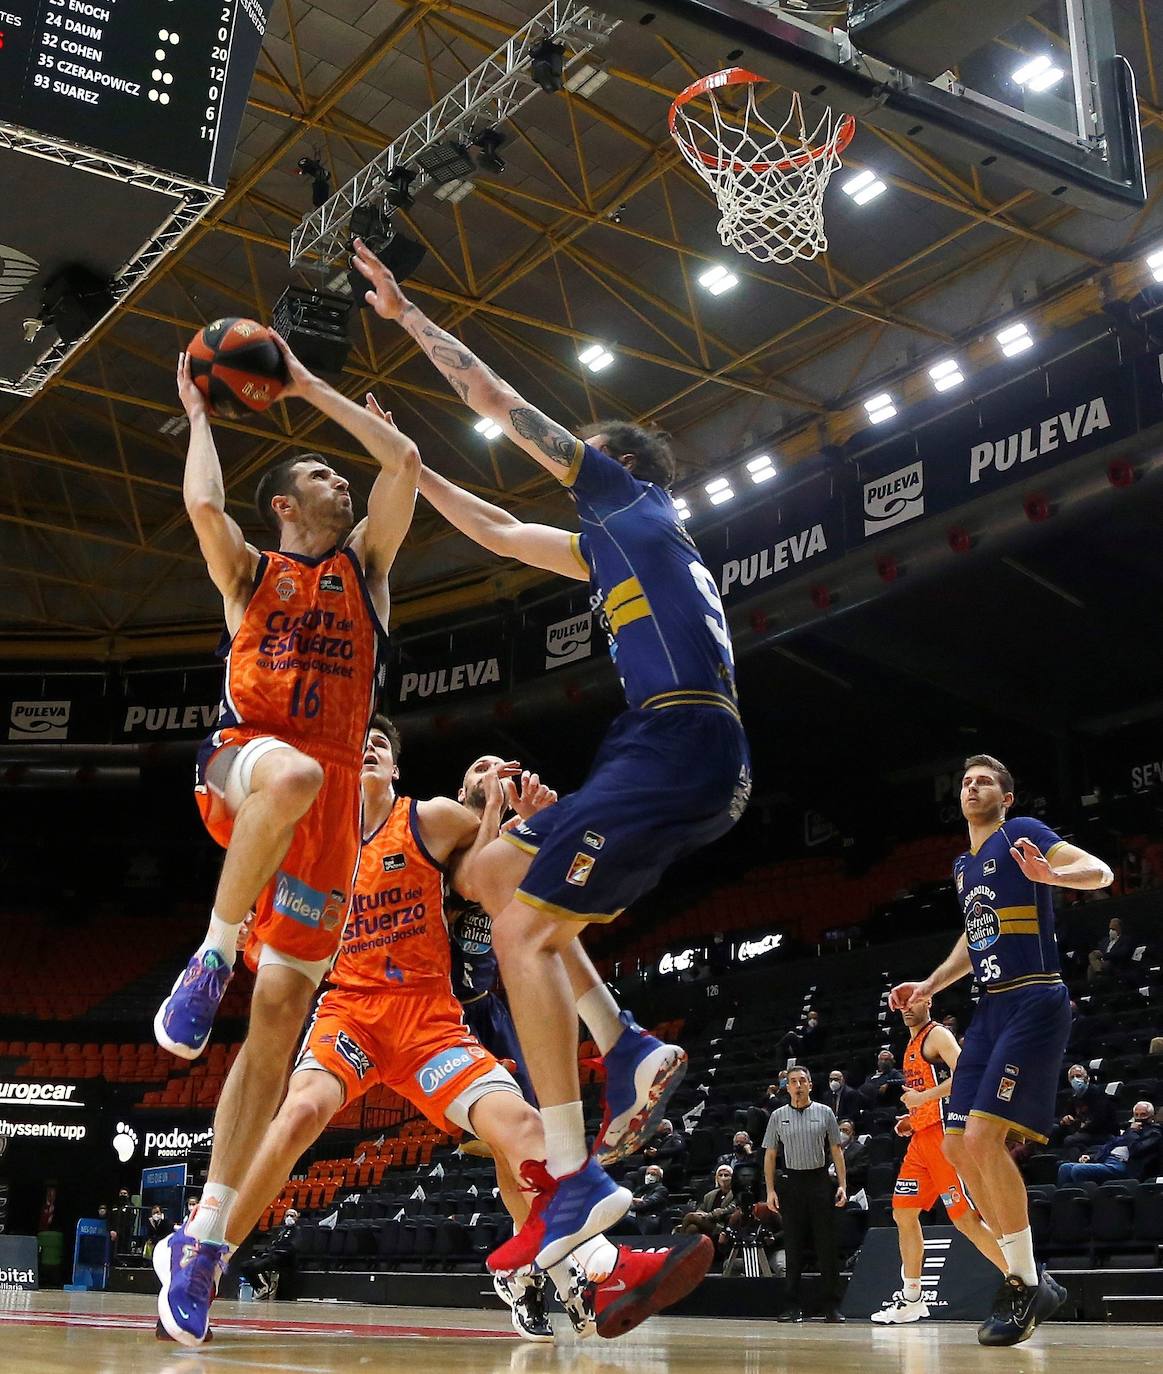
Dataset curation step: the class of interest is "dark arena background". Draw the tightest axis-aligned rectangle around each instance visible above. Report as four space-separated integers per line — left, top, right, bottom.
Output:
2 1 1163 1369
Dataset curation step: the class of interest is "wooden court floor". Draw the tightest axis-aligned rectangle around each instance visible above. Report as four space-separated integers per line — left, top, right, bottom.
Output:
0 1291 1152 1373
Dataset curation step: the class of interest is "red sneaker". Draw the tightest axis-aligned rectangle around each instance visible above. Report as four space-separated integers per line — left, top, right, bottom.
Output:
488 1158 630 1274
592 1235 713 1339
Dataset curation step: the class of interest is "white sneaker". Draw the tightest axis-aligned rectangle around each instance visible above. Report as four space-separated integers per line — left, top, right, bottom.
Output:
559 1256 596 1340
494 1272 554 1341
871 1290 929 1324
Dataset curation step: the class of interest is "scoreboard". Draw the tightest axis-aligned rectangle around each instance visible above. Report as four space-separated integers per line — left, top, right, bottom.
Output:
0 0 273 188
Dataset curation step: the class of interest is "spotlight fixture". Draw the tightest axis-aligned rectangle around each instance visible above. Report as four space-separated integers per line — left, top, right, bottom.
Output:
531 35 566 93
746 454 776 483
416 139 476 185
996 321 1033 357
699 264 739 296
474 417 504 440
1012 55 1064 92
383 164 417 209
864 392 897 424
928 358 964 392
1146 248 1163 283
564 62 609 98
297 156 331 207
271 286 351 375
578 342 614 373
705 477 734 506
673 496 691 521
433 179 474 204
472 128 507 175
842 169 887 206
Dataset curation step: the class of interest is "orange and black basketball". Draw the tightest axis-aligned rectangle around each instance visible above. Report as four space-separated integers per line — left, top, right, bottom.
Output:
187 317 287 417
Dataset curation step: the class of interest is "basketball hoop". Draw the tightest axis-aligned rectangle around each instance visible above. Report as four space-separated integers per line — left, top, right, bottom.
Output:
669 68 855 266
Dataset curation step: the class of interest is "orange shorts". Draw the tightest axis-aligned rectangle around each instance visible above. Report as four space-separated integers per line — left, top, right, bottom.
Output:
295 983 509 1133
893 1123 970 1221
195 726 361 965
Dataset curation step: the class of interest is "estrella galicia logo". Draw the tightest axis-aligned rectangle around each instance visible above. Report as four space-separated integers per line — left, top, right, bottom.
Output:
334 1032 373 1080
320 574 344 594
965 898 1001 951
273 871 347 931
381 853 407 874
863 460 924 537
417 1046 479 1097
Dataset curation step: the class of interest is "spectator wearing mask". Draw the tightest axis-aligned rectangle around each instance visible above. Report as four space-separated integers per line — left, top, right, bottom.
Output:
780 1010 824 1058
623 1164 670 1235
1056 1103 1161 1185
144 1205 168 1259
107 1189 135 1255
718 1131 755 1169
674 1164 736 1246
175 1198 197 1232
1087 917 1134 982
1049 1065 1118 1151
239 1208 300 1299
836 1119 869 1196
825 1071 863 1126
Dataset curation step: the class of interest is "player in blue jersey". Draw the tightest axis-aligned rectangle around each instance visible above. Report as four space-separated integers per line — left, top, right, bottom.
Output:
890 754 1112 1347
356 242 749 1324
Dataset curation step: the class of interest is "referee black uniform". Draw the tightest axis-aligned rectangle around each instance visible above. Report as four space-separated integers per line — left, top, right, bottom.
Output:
763 1080 844 1319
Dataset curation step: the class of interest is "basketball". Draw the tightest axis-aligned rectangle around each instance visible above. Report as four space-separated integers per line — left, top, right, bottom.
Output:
187 317 287 417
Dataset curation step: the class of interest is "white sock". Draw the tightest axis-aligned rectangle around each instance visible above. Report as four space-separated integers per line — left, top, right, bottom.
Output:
573 1235 618 1282
577 986 625 1057
541 1101 587 1178
998 1228 1038 1286
198 911 238 966
902 1273 922 1303
187 1183 238 1244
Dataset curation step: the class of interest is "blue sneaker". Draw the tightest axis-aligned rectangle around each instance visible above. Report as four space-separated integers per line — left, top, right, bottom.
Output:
593 1011 687 1165
488 1158 631 1274
154 949 232 1060
154 1225 228 1346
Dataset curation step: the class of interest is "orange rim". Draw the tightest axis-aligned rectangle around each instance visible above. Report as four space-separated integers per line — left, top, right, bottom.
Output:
669 67 856 175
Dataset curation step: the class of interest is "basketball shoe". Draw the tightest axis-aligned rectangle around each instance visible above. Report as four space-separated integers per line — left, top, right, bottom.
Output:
560 1255 597 1339
593 1011 687 1165
154 1225 230 1346
591 1236 714 1339
487 1159 630 1273
494 1271 554 1341
154 949 233 1060
977 1269 1066 1346
871 1290 929 1324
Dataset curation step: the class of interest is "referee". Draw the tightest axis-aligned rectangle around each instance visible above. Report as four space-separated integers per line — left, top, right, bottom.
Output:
763 1065 846 1322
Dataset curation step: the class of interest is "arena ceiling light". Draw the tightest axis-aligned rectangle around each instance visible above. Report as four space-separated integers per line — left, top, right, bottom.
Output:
564 63 609 98
673 495 691 520
705 477 734 506
474 417 503 440
698 264 740 296
578 342 615 372
1146 248 1163 283
864 392 897 424
928 358 964 392
842 169 887 206
996 321 1034 357
433 179 474 204
746 454 777 483
1012 54 1065 92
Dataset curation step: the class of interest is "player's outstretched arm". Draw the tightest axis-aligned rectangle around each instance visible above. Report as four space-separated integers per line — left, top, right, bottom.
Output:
1010 837 1113 891
418 464 588 581
889 934 971 1010
177 353 258 605
353 240 581 481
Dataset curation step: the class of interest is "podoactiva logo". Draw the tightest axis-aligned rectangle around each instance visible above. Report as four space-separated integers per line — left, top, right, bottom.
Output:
113 1124 214 1161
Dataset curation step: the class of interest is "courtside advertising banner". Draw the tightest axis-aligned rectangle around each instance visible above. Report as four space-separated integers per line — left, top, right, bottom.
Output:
0 1233 39 1291
842 1224 1000 1319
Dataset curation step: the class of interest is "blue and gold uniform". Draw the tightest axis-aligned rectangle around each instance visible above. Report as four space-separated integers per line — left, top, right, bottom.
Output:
447 891 535 1102
946 817 1072 1143
504 442 751 922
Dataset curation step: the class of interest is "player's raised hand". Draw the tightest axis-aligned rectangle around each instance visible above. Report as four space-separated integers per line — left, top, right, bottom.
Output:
352 238 410 321
1010 836 1057 884
266 328 316 400
511 770 558 821
888 980 927 1011
176 352 209 421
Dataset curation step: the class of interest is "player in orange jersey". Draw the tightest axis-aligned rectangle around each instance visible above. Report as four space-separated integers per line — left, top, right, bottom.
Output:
219 719 633 1341
153 340 419 1347
871 995 1005 1324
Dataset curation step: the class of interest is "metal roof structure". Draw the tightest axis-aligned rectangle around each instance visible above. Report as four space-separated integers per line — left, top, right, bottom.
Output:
2 0 1162 662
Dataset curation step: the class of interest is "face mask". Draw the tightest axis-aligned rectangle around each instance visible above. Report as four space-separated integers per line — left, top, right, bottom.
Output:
1070 1076 1086 1093
829 1079 842 1090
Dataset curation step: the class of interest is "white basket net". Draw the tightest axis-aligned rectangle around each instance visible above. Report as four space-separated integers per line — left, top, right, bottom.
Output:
670 72 853 265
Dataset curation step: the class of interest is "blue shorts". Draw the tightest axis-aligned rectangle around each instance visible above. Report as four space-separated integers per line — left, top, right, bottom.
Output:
946 980 1071 1144
461 990 536 1105
504 704 750 923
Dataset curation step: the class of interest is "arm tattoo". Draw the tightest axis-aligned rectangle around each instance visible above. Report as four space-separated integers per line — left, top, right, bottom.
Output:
449 375 471 403
413 320 501 394
509 406 577 467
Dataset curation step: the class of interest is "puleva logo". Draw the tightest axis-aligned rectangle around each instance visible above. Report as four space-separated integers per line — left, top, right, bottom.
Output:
545 612 593 671
9 700 70 741
863 460 924 537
